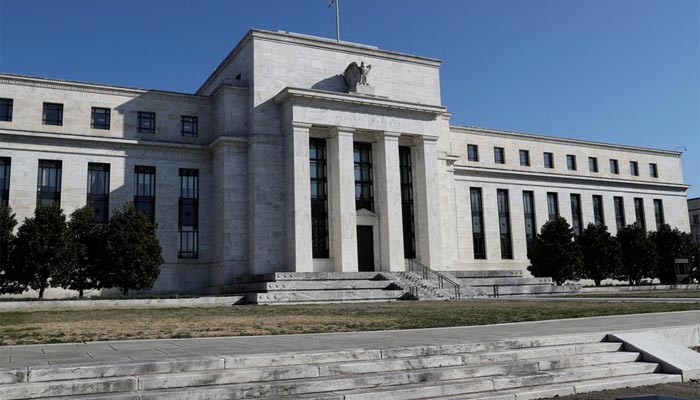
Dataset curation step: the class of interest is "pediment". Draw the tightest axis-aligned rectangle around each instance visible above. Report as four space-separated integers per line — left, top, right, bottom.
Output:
356 208 377 218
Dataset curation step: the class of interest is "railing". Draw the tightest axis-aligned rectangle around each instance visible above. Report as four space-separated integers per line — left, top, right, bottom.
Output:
407 259 461 299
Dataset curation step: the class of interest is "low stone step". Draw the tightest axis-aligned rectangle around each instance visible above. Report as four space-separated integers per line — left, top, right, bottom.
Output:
445 270 524 279
457 277 553 286
0 376 136 400
472 285 580 296
226 280 399 293
233 272 386 284
247 289 406 304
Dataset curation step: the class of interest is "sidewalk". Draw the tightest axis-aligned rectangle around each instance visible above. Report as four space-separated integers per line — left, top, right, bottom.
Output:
1 310 699 370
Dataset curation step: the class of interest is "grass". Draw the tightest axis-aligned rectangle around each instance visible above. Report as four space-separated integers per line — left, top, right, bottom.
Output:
1 300 700 346
567 290 700 298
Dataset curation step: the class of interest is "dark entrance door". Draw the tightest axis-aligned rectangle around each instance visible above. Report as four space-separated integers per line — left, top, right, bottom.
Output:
356 225 374 272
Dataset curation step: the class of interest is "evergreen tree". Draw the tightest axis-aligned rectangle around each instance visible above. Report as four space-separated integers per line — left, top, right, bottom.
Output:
650 224 692 284
0 206 20 294
11 206 69 298
577 223 622 286
528 217 583 285
615 224 657 285
103 203 163 295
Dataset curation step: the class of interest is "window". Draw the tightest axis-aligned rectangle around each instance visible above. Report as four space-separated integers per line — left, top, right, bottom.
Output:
354 142 373 212
494 147 505 164
181 115 198 137
519 150 530 166
310 138 329 258
522 191 536 253
589 157 598 172
0 157 10 208
467 144 479 162
693 214 699 225
614 197 626 230
134 166 156 223
566 155 577 171
42 103 63 126
610 159 619 174
179 169 199 259
630 161 639 176
570 194 582 236
497 189 513 259
87 163 110 223
592 195 604 226
547 192 559 221
400 146 416 259
137 111 156 134
543 152 554 169
0 98 12 122
649 163 658 178
37 160 62 207
91 107 110 130
634 198 645 230
653 199 664 230
470 188 486 259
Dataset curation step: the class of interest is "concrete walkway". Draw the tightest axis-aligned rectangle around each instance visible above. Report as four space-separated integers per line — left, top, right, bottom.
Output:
1 310 699 370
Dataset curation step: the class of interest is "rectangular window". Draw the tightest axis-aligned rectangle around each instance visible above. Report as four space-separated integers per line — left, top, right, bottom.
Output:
354 142 374 212
497 189 513 259
310 138 329 258
494 147 505 164
137 111 156 134
522 191 536 253
654 199 664 230
178 169 199 259
91 107 111 130
467 144 479 162
634 197 645 230
42 103 63 126
592 195 604 226
544 152 554 168
519 150 530 166
614 196 626 230
87 163 110 223
181 115 198 137
610 159 619 174
0 157 10 208
630 161 639 176
589 157 598 172
37 160 62 207
470 188 486 259
570 194 582 236
399 146 416 259
134 165 156 223
0 98 12 122
566 155 577 171
649 163 658 178
547 192 559 221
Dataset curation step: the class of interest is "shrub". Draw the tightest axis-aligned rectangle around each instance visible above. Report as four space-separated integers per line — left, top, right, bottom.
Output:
103 203 163 295
528 217 583 285
615 224 657 285
577 223 622 286
650 224 698 284
0 206 20 294
10 206 69 298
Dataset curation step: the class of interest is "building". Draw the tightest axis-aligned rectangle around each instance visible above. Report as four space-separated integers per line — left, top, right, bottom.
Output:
689 198 700 240
0 29 691 294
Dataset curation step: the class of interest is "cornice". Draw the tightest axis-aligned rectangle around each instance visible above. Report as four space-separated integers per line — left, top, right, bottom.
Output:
450 125 682 158
274 87 447 116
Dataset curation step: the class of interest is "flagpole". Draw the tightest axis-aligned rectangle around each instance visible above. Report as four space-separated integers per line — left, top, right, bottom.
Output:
335 0 340 42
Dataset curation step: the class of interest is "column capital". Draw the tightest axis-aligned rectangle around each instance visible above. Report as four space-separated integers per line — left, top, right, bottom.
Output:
380 131 402 140
329 126 355 138
415 135 439 144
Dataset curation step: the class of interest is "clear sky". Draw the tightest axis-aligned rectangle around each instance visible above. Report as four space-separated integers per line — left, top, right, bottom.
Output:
1 0 698 197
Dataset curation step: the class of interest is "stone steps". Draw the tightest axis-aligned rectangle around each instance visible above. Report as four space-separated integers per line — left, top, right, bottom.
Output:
3 333 680 399
246 289 407 304
471 285 581 297
458 277 553 287
226 280 398 293
445 270 524 279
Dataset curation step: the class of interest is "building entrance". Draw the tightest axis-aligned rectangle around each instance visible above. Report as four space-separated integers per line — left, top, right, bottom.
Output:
356 225 374 271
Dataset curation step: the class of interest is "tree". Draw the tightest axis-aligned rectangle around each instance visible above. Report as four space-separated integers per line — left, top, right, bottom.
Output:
528 217 583 285
0 206 20 294
11 206 69 298
650 224 695 284
577 223 622 286
103 203 163 295
55 206 106 298
615 224 657 285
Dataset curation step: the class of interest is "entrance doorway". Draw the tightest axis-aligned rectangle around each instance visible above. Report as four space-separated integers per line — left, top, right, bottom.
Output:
356 225 374 272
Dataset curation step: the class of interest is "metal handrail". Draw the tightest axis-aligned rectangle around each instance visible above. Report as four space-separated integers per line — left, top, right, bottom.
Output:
407 259 461 299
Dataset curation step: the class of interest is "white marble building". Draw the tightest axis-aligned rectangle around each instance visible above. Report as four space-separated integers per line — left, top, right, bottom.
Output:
0 29 691 293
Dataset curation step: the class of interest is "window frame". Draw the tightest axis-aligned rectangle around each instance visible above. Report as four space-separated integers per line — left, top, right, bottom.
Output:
547 192 559 221
87 163 110 223
0 98 13 122
566 154 577 171
42 102 63 126
181 115 198 137
592 195 604 226
493 147 505 164
497 189 513 259
614 196 626 230
543 152 554 169
90 107 111 130
570 193 582 236
610 159 619 174
467 144 479 162
649 163 658 178
653 199 665 230
519 150 530 166
522 191 536 253
589 157 599 173
134 165 156 223
0 157 10 208
399 146 416 259
470 187 486 259
137 111 156 134
630 161 639 176
178 169 199 259
310 138 330 259
354 142 374 212
37 160 62 207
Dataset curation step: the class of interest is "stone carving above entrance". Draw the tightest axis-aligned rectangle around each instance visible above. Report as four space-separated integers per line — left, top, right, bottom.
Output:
343 61 375 95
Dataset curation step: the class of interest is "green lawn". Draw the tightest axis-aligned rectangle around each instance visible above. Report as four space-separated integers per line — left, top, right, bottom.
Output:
1 300 699 345
570 290 700 298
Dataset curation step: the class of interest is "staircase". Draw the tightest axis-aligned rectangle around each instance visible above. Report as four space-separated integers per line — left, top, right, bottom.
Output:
444 270 581 297
1 334 681 399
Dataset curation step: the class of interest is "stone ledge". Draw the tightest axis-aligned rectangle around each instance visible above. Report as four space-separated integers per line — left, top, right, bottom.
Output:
0 296 245 312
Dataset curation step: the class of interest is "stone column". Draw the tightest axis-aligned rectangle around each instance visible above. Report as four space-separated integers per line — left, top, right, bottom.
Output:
285 122 313 272
413 136 443 269
328 127 358 272
375 132 405 271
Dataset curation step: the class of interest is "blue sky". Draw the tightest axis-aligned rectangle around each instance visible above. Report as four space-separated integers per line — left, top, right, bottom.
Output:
1 0 698 197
